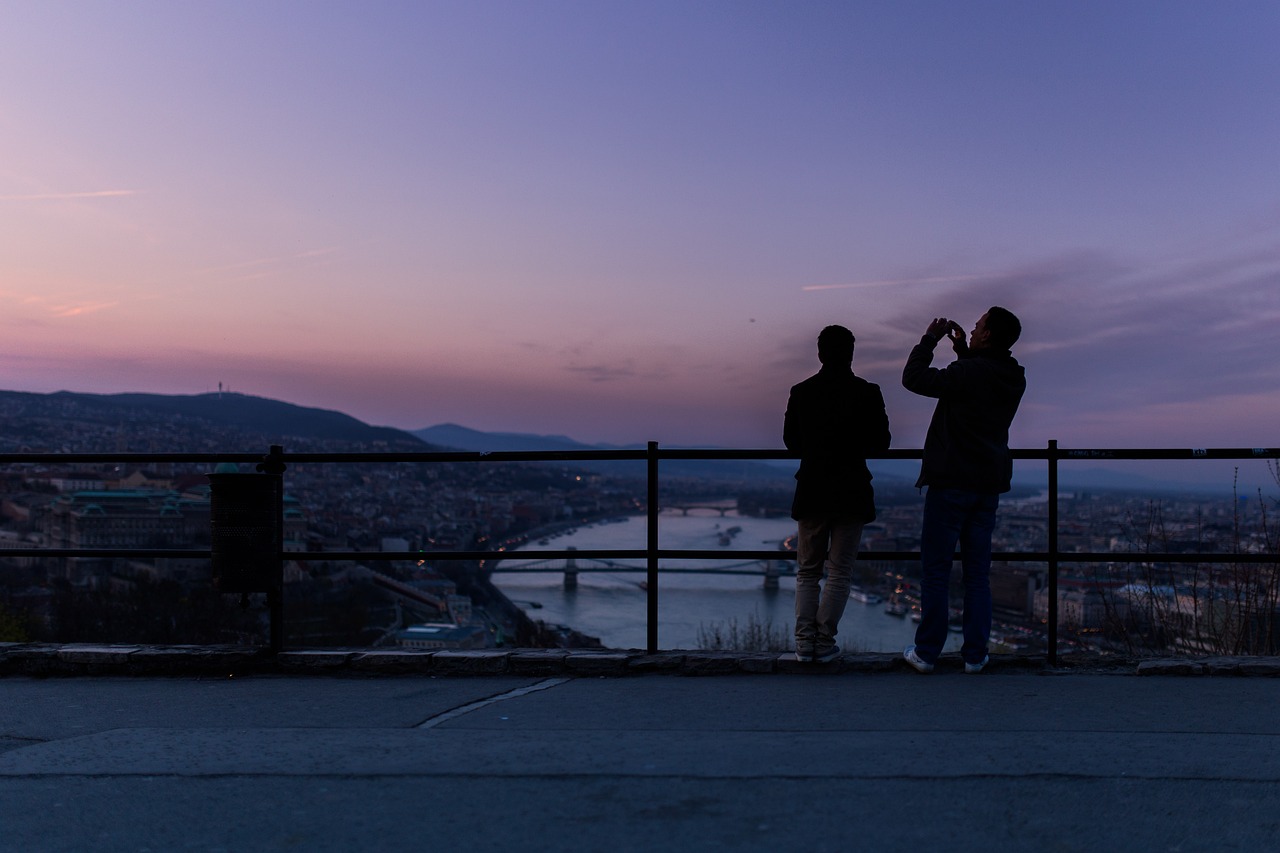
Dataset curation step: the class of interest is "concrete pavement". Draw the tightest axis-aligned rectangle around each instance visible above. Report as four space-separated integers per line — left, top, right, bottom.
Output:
2 665 1278 852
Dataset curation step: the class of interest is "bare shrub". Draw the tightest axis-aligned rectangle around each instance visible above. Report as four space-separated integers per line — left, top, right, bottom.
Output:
1090 471 1280 657
696 611 791 652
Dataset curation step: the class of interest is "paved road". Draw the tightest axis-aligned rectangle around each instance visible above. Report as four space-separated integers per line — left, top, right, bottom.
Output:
1 672 1277 852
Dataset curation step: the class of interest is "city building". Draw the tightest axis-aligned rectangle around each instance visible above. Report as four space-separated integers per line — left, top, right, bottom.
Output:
395 622 487 649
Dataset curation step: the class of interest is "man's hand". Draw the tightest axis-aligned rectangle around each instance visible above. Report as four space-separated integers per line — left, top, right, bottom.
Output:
925 318 951 341
946 320 969 354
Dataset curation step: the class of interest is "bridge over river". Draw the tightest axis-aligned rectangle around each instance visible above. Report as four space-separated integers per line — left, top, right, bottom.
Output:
490 554 794 590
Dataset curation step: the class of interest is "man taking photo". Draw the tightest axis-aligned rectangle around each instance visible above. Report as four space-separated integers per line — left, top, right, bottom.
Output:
901 307 1026 674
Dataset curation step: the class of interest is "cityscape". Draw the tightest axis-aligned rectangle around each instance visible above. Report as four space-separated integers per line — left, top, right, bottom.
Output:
1 389 1276 659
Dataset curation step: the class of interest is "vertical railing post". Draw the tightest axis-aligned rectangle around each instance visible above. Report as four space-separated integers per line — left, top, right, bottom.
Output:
646 441 659 653
208 445 285 655
257 444 287 654
1047 439 1059 667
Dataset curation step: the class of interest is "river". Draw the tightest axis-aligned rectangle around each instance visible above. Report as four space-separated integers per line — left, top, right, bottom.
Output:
493 511 963 653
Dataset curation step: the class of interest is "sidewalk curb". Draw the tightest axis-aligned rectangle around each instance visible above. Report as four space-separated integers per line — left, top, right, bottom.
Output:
3 643 1279 677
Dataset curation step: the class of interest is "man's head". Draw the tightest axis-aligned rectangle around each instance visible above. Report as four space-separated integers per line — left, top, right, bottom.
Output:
970 306 1020 352
817 325 855 365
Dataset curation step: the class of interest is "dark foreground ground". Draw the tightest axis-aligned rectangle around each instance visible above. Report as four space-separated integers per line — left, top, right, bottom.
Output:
2 646 1278 852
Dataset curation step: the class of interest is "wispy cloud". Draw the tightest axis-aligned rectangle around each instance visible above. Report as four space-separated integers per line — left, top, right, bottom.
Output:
0 190 138 201
20 295 119 318
52 302 119 317
559 346 677 384
564 363 639 382
968 247 1280 418
295 248 339 260
809 244 1280 445
802 274 984 292
193 247 341 280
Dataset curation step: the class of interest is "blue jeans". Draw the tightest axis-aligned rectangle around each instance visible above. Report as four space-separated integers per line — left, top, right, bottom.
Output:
794 515 865 649
912 488 998 665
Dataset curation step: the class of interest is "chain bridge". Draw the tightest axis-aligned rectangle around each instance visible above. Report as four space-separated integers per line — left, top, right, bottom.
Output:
489 554 795 590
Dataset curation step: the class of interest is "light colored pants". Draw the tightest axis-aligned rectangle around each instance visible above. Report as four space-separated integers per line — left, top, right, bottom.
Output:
794 515 865 648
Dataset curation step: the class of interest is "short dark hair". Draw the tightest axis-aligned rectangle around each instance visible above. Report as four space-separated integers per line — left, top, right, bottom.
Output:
985 306 1021 350
817 325 855 364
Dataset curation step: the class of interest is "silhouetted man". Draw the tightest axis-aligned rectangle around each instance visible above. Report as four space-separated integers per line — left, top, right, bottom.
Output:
902 307 1025 674
785 325 891 663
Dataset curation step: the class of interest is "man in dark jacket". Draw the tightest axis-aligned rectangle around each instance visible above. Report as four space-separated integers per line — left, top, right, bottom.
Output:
784 325 891 663
901 307 1025 674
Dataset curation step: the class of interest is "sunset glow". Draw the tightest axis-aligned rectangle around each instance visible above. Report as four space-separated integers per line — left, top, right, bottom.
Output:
2 1 1278 470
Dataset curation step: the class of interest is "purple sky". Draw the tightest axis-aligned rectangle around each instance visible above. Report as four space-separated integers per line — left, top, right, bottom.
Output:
2 2 1279 485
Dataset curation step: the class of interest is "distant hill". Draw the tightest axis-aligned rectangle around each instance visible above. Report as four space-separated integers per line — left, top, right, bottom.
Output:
416 425 1254 497
414 423 624 454
0 390 431 452
414 423 795 484
0 391 1242 495
416 424 942 487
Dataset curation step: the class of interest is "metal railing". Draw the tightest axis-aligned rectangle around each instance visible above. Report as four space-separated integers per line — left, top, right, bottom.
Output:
3 441 1278 663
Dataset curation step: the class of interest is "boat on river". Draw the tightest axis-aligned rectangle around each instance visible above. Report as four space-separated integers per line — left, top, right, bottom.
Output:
849 587 883 605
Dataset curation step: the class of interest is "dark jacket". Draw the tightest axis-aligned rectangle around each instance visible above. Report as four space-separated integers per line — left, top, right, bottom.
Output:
784 365 891 522
902 335 1026 493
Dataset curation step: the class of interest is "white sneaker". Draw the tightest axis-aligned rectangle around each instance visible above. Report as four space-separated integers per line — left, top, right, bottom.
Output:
903 645 934 673
964 655 990 674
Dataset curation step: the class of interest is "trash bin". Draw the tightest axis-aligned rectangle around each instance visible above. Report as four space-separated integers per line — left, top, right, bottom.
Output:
208 472 283 595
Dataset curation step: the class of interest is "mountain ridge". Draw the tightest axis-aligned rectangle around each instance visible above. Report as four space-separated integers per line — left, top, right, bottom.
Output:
0 389 430 452
413 423 794 483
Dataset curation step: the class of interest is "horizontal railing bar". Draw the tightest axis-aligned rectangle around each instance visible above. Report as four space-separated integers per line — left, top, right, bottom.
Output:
1036 551 1280 564
314 549 648 562
0 450 650 466
1047 448 1280 461
505 549 1279 565
8 546 1274 565
9 547 1274 564
637 549 1277 565
282 449 650 464
1 447 1277 466
652 448 920 461
0 548 214 558
493 567 776 575
0 453 265 465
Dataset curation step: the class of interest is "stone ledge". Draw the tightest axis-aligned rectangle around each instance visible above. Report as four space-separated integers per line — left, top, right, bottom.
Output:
430 650 511 675
562 652 637 677
0 643 267 676
2 644 1279 677
508 649 570 676
347 650 438 674
1136 656 1280 677
276 650 357 672
126 646 262 676
678 651 742 676
1137 659 1206 676
735 653 776 674
626 653 685 674
1238 657 1280 676
57 644 142 664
